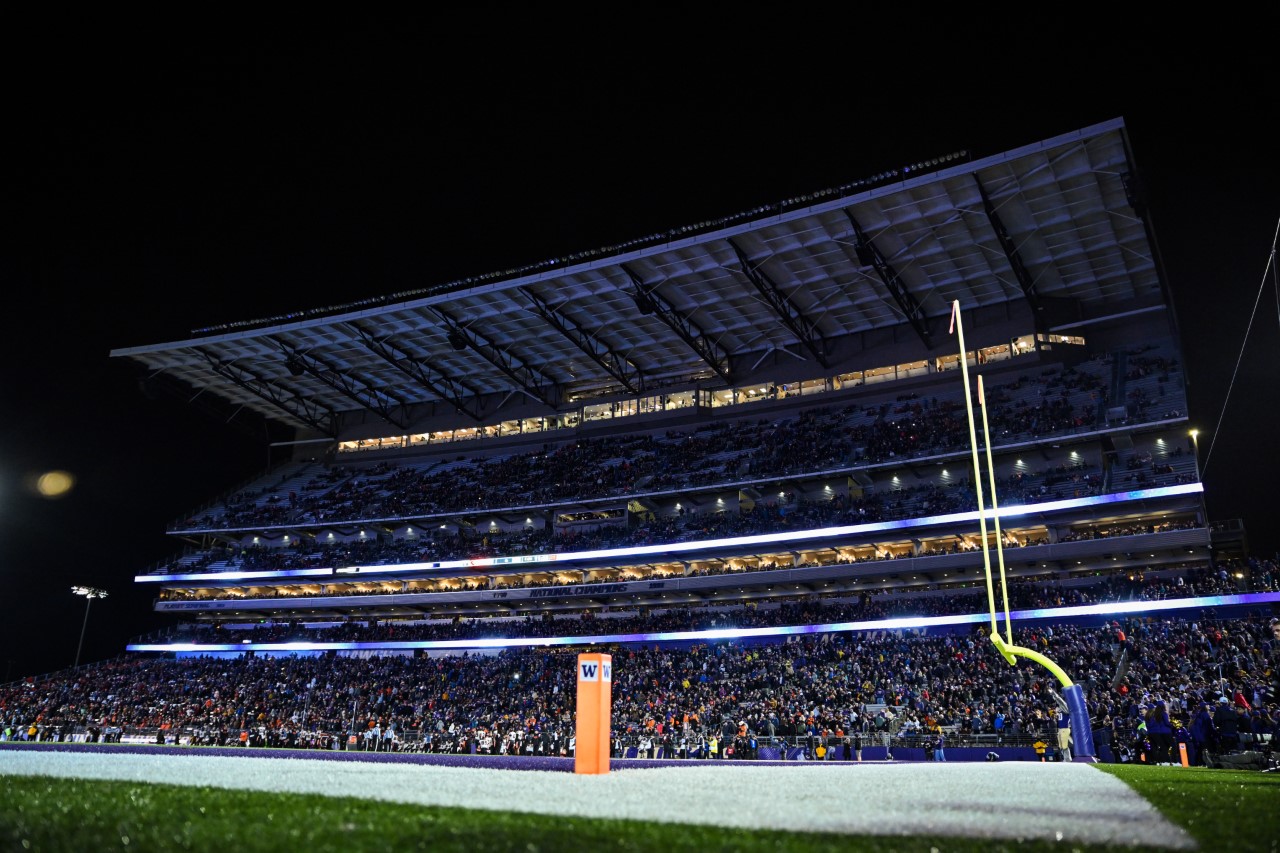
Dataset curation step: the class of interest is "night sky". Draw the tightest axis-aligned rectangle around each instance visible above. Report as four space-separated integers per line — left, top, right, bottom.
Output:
4 37 1277 680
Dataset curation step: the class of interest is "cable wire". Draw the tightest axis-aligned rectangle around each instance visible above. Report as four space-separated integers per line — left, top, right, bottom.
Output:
1201 216 1280 478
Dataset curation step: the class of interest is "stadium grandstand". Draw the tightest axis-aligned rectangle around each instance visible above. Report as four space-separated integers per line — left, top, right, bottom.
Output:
7 116 1278 766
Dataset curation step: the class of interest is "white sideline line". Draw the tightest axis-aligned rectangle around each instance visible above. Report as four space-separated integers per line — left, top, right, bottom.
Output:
0 751 1195 848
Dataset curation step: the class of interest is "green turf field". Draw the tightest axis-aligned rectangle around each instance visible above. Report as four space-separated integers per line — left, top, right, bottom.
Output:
1 764 1276 852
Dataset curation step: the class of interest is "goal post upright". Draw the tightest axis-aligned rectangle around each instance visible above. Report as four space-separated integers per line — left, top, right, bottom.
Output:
949 301 1000 645
951 300 1095 760
978 374 1013 641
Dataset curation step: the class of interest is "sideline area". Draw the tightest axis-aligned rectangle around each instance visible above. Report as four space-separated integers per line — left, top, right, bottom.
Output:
0 747 1195 848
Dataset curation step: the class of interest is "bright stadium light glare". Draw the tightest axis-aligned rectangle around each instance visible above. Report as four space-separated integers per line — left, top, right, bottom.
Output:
36 470 76 498
135 483 1207 584
125 592 1280 655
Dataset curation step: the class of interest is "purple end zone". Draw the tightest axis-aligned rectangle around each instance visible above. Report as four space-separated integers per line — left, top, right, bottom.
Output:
0 742 826 770
1 741 576 771
0 742 1040 767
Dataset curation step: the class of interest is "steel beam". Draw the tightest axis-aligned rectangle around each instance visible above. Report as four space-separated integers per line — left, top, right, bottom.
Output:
974 176 1043 321
620 263 733 385
136 369 279 444
349 325 485 422
272 338 410 430
844 211 934 349
520 286 646 394
196 349 337 436
431 309 561 408
728 239 828 367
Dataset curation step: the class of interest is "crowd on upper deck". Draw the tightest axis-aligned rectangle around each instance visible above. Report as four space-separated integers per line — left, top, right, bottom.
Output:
153 513 1205 604
178 359 1139 533
153 452 1203 581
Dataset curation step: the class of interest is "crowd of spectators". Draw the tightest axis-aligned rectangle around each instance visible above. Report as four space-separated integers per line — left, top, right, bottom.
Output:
154 515 1204 603
175 359 1140 534
150 456 1205 581
3 606 1273 767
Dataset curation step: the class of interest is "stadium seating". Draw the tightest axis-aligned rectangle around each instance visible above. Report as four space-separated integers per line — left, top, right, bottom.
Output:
4 604 1275 768
165 352 1185 536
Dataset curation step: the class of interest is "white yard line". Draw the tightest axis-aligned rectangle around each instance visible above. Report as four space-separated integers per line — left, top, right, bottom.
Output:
0 752 1195 849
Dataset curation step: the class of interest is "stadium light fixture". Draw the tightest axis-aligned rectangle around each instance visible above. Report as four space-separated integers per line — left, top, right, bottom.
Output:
137 484 1205 584
1189 429 1201 478
71 585 108 668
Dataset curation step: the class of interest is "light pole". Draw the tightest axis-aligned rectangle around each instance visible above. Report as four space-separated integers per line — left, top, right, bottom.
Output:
1189 429 1200 478
71 586 108 668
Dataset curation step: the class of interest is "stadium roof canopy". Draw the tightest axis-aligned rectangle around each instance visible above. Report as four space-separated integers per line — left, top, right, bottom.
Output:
111 117 1163 437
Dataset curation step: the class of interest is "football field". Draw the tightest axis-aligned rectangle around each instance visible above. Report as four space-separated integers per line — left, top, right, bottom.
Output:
3 744 1276 851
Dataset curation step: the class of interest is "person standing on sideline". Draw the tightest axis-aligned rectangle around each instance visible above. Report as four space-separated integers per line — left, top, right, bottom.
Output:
1048 691 1073 762
1271 617 1280 683
1146 701 1174 765
1189 703 1216 766
1056 709 1073 761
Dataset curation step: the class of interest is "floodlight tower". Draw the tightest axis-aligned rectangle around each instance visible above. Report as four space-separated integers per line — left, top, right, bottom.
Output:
71 585 108 668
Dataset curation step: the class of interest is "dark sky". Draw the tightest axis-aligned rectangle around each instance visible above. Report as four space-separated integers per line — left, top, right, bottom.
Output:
3 36 1277 680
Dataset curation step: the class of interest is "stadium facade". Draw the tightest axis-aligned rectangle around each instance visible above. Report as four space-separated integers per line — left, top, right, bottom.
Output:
108 117 1223 650
103 115 1270 689
0 114 1268 766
